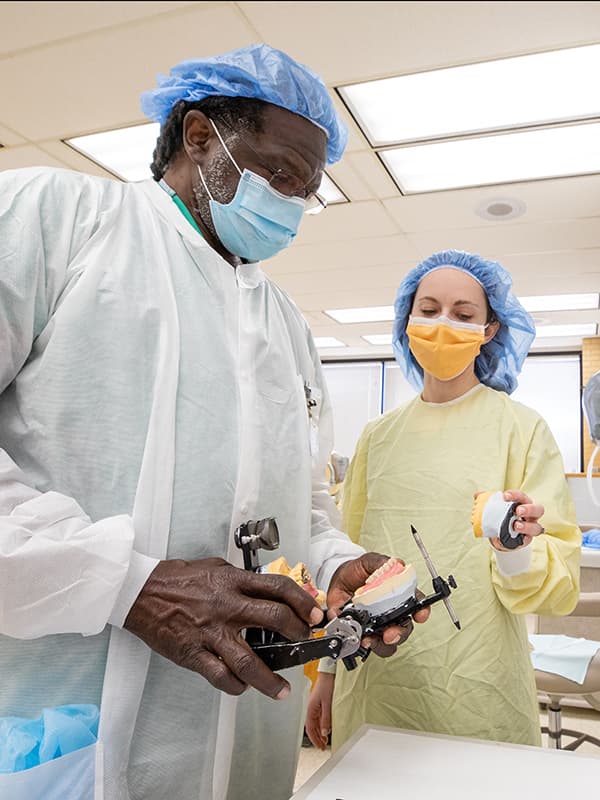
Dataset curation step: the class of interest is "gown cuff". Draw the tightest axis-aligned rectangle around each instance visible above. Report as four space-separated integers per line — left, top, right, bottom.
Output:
317 657 338 674
108 550 160 628
492 542 532 576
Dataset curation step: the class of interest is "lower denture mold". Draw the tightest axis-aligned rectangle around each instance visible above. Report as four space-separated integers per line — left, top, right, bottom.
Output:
352 558 418 615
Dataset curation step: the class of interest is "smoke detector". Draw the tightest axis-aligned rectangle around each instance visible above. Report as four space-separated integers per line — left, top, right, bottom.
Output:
476 197 526 221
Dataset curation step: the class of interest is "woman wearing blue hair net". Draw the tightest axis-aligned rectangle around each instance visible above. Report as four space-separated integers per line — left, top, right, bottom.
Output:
0 44 424 800
306 250 581 752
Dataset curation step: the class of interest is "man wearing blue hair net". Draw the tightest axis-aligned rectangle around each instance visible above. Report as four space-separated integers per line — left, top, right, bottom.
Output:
306 249 581 753
0 44 427 800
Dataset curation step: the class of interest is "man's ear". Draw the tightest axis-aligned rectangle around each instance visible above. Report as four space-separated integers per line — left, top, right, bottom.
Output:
484 320 500 344
182 110 214 162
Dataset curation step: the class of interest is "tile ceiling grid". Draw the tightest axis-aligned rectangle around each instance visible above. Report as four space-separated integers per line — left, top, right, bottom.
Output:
0 1 598 356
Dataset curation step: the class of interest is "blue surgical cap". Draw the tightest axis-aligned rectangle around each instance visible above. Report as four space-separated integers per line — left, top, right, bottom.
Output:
392 250 536 395
140 43 347 164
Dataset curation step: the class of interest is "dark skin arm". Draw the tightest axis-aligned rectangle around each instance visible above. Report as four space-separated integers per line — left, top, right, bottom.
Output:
124 557 323 700
124 552 430 700
327 552 430 656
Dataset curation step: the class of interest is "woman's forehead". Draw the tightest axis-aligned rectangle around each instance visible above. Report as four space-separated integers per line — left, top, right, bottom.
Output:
415 267 486 301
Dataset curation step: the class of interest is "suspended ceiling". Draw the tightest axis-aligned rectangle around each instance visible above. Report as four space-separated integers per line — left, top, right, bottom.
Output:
1 1 600 357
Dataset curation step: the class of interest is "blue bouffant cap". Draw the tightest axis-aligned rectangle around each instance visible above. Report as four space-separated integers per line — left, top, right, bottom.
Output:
140 43 347 164
392 250 536 394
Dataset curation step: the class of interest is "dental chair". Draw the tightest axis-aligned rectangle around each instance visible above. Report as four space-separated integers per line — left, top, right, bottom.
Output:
534 592 600 750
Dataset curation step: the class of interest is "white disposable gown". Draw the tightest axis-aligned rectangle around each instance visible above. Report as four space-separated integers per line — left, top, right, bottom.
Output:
0 167 364 800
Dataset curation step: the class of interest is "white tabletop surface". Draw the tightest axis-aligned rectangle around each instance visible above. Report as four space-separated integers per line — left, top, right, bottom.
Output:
581 546 600 568
290 725 600 799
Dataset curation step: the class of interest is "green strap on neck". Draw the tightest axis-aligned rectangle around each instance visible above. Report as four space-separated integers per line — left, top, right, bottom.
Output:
171 193 203 237
159 178 203 237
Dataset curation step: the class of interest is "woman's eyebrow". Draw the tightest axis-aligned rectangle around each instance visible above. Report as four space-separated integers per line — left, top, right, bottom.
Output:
453 300 481 308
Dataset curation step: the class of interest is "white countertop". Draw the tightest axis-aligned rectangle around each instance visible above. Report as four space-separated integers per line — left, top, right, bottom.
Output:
581 546 600 568
291 725 600 799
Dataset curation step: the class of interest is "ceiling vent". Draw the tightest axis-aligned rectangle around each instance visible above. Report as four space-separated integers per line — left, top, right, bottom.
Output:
476 197 526 221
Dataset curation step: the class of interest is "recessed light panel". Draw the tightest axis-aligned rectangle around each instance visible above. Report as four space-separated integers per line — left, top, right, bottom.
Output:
314 337 347 348
339 44 600 146
520 293 599 312
325 306 394 324
380 122 600 193
66 124 347 204
318 173 347 205
535 323 598 339
362 334 393 345
66 123 160 181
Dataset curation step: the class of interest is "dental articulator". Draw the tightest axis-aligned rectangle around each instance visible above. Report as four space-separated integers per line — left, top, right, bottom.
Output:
235 518 460 673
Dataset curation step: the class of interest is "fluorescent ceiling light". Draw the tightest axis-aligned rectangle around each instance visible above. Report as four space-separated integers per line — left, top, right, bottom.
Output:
380 122 600 193
339 44 600 146
325 305 394 323
520 293 599 312
314 337 347 348
535 323 597 339
66 125 347 204
66 123 160 181
319 173 347 205
362 334 392 345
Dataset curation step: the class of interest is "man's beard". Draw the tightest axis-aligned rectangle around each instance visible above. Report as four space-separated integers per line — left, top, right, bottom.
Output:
193 149 236 242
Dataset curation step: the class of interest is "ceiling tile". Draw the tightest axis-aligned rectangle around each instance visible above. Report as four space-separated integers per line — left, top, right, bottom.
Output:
0 5 257 139
406 218 600 260
289 287 405 313
383 175 600 233
268 234 420 274
238 1 600 83
0 144 68 170
275 262 408 296
292 200 400 246
37 140 119 178
0 123 27 147
346 151 399 199
326 159 374 203
0 2 202 55
502 250 600 278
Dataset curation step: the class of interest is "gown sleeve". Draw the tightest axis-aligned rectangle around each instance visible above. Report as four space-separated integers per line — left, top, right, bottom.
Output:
340 422 374 545
0 168 157 640
305 342 365 591
490 413 581 615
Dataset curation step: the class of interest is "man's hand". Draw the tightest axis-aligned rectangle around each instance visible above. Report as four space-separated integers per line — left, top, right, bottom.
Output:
124 558 323 698
326 552 430 658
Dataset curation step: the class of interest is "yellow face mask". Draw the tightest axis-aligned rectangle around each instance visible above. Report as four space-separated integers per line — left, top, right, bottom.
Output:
406 315 486 381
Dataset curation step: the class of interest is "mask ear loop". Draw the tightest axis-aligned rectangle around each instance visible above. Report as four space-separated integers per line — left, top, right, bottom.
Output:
196 118 243 202
209 118 243 177
196 164 215 202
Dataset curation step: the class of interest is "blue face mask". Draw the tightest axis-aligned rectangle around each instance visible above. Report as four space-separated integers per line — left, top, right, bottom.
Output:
198 121 305 262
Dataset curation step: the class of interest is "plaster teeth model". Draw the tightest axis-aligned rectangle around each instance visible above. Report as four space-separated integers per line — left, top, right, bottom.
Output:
471 490 524 549
260 557 326 607
352 558 418 615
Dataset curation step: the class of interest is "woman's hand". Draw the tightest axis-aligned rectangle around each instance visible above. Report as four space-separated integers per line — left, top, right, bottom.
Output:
305 672 335 750
490 490 545 551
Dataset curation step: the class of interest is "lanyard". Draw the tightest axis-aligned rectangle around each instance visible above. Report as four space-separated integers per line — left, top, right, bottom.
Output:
158 178 203 237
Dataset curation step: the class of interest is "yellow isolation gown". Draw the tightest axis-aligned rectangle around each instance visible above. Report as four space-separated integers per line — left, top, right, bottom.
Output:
332 383 581 749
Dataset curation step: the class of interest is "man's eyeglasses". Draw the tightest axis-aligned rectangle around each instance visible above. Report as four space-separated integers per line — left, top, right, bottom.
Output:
214 117 328 215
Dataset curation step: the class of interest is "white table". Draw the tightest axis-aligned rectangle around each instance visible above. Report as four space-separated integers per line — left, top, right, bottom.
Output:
290 725 600 799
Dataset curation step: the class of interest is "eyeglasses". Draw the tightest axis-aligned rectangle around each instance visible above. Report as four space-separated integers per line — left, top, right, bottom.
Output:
213 117 328 215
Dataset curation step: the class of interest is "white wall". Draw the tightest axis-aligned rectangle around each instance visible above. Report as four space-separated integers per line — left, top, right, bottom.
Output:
512 355 581 474
322 354 582 471
321 362 382 460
